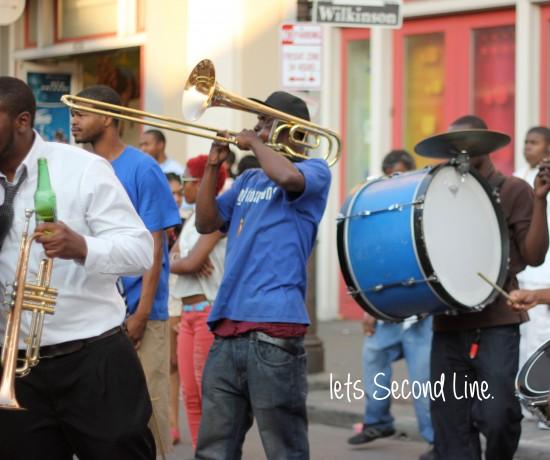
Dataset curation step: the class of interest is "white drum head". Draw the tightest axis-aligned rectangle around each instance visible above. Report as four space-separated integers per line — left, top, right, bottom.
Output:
421 166 503 308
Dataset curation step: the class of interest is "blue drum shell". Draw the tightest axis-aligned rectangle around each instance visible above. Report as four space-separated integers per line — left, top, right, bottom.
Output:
338 170 447 321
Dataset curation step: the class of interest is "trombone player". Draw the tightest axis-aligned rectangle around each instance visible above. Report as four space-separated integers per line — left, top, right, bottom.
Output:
0 77 156 459
194 91 332 459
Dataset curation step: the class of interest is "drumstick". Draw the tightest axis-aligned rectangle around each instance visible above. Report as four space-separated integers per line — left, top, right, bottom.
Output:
477 272 513 302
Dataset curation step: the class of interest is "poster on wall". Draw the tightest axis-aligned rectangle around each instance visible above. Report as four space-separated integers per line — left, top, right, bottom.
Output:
27 72 71 143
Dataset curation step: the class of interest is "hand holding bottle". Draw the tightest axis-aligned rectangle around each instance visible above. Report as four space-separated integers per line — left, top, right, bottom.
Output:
36 221 87 261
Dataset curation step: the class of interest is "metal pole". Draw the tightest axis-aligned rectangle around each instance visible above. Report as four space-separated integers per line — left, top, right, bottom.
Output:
305 243 324 374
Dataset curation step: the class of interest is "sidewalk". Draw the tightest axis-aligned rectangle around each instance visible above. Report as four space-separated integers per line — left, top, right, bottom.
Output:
309 320 550 460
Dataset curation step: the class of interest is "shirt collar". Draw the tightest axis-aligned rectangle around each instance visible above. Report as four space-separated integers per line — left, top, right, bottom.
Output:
20 130 44 183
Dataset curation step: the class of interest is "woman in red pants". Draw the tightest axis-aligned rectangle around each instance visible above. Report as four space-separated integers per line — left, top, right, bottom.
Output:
169 154 227 449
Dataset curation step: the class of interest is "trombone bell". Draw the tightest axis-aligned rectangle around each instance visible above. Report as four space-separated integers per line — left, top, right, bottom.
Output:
182 59 217 121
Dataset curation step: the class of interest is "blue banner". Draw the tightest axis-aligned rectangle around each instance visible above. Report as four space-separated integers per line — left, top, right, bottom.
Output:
27 72 71 143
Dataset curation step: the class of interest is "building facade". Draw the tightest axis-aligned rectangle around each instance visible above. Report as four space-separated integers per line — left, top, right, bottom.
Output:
1 0 548 320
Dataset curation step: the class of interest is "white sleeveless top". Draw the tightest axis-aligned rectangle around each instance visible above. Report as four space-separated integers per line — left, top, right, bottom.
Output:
171 212 226 301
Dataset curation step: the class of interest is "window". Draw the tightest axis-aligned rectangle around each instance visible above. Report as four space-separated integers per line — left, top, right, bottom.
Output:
393 10 516 174
345 38 371 189
403 33 445 168
55 0 117 41
472 26 515 173
25 0 39 47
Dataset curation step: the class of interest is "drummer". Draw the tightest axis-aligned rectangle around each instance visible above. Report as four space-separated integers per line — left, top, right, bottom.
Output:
430 115 550 460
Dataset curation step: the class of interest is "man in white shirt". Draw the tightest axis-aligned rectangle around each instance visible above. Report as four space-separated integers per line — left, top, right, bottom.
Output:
139 129 184 175
0 77 156 459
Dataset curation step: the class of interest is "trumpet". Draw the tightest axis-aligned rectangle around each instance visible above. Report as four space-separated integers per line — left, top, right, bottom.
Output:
61 59 341 166
0 210 57 410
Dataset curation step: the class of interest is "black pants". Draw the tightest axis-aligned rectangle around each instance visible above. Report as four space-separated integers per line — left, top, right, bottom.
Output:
0 330 156 460
431 325 522 460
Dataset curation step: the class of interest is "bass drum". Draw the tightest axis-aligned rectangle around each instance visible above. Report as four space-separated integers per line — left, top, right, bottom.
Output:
516 339 550 427
337 163 509 321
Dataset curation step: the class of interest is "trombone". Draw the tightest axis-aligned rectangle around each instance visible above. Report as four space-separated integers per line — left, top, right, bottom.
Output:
61 59 341 167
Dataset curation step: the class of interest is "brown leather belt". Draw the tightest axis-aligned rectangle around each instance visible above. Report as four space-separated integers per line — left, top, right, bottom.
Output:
37 325 124 359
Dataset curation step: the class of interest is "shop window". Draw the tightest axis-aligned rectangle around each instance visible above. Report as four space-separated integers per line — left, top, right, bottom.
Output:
393 10 515 175
25 0 39 47
404 33 445 168
55 0 117 42
81 48 142 145
339 29 371 320
473 26 515 173
345 39 371 191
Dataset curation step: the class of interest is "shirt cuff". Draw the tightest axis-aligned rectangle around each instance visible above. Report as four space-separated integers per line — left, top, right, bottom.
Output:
82 235 109 273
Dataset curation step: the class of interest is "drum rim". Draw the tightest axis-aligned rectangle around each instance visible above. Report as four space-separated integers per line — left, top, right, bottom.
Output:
516 339 550 401
412 164 510 311
336 177 402 321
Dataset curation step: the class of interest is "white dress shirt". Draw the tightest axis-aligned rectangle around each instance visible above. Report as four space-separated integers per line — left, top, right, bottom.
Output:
0 133 153 347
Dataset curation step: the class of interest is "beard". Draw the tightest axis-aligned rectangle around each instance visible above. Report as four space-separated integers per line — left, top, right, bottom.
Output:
73 132 96 144
73 123 104 145
0 129 15 163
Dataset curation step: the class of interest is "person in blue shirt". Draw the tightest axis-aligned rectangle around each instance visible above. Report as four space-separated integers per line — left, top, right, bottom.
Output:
194 91 331 459
70 85 181 456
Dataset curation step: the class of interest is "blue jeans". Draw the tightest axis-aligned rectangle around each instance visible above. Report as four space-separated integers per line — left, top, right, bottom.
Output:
195 335 309 460
362 317 434 444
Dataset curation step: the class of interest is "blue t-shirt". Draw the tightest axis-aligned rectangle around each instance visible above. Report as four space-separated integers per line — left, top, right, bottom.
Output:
112 146 181 320
208 159 331 327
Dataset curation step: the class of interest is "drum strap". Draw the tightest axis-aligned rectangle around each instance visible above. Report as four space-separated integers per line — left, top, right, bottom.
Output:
486 172 506 201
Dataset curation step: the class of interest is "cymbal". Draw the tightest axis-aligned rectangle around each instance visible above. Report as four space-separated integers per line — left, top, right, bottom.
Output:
414 129 511 159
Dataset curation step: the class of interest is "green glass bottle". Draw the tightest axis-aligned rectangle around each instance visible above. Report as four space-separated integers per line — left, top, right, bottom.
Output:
34 158 57 223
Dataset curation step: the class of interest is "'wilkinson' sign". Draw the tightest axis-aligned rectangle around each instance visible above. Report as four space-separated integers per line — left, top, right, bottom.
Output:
313 0 402 29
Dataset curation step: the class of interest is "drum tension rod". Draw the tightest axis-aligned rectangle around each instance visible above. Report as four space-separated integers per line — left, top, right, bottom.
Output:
348 275 439 295
337 199 425 221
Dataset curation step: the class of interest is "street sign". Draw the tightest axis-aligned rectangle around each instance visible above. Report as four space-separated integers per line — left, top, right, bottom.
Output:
313 0 402 29
280 23 323 91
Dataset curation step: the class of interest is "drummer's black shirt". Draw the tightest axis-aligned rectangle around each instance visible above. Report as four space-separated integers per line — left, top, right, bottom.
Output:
434 160 532 332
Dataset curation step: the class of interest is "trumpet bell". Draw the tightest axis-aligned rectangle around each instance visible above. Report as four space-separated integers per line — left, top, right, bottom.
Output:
182 59 217 121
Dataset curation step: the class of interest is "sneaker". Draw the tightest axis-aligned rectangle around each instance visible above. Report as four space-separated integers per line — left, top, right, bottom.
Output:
419 446 435 460
347 424 396 445
538 421 550 430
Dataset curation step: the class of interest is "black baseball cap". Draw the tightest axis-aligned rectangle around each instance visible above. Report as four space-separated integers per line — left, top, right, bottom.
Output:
250 91 310 122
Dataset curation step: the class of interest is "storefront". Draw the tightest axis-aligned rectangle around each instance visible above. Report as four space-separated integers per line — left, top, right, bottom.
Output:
329 1 550 319
2 0 549 321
